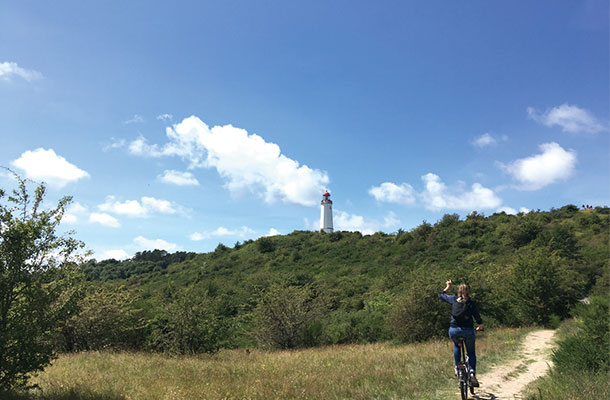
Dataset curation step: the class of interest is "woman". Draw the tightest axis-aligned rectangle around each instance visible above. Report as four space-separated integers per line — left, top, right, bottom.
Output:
439 279 483 387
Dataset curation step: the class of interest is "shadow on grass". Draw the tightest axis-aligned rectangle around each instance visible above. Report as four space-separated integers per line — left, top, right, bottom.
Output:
0 387 125 400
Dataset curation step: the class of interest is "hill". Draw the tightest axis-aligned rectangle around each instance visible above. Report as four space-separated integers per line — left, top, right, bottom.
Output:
66 205 608 352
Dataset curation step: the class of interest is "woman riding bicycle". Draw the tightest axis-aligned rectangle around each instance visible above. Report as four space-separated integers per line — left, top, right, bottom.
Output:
439 280 483 387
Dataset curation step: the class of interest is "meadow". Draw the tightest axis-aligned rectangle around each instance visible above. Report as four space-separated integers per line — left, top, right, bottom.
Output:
10 328 529 400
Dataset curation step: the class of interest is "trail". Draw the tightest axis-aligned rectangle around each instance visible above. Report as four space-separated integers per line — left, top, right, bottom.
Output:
466 329 556 400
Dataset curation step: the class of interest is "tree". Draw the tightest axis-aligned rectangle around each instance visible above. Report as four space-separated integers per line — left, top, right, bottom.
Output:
0 172 85 390
251 283 325 349
149 286 231 354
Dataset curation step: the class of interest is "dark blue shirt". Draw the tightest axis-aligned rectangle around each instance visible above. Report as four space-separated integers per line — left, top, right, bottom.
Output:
439 291 483 328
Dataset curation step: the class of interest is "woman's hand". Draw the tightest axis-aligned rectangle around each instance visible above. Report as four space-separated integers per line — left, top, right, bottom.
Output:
443 279 452 292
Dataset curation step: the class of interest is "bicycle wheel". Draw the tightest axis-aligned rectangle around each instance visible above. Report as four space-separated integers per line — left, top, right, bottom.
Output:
459 380 468 400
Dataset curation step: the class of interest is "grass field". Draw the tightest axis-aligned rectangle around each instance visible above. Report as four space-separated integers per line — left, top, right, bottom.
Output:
9 328 530 400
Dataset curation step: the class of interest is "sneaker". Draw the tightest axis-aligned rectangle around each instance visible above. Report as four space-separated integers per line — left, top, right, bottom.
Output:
454 366 458 376
470 372 479 387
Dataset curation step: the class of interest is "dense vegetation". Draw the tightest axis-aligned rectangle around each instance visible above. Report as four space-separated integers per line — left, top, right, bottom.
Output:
65 205 608 354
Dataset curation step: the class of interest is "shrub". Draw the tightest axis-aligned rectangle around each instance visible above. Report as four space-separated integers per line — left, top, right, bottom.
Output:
552 296 609 372
251 283 326 349
149 287 231 354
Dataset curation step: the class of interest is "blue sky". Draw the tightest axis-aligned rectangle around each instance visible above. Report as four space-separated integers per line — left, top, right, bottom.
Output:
1 1 608 259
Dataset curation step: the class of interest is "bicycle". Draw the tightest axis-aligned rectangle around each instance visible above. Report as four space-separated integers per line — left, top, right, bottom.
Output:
455 335 475 400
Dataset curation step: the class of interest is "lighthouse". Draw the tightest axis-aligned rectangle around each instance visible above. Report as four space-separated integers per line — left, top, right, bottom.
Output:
320 190 333 233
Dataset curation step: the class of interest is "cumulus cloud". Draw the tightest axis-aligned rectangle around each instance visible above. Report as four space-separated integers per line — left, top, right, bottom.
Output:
158 170 200 186
527 104 605 133
0 61 42 82
12 148 89 188
369 182 416 205
333 210 400 235
189 226 255 241
123 114 145 124
370 174 502 211
420 173 502 211
500 142 577 190
89 212 120 228
134 236 179 251
472 133 497 148
126 116 329 206
98 196 177 217
265 228 281 237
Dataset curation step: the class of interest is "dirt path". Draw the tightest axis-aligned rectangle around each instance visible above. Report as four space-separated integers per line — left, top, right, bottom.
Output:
467 329 556 400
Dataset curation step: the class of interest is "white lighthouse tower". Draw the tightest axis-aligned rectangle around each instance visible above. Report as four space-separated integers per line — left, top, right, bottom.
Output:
320 190 333 233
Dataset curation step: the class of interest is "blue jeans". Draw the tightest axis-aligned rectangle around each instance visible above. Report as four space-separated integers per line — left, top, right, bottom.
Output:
448 327 476 373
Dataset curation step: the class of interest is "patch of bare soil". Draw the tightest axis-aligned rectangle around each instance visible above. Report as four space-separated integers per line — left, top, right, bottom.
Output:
467 329 556 400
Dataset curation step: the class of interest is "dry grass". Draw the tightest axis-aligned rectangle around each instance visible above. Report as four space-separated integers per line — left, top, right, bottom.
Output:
10 328 529 400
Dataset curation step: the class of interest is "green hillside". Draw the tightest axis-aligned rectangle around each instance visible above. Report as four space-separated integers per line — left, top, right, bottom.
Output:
67 205 608 353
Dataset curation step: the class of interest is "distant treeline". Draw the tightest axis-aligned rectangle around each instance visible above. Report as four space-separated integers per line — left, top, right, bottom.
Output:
59 205 608 355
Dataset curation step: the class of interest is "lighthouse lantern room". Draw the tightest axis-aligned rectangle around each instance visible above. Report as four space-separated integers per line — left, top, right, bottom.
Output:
320 190 333 233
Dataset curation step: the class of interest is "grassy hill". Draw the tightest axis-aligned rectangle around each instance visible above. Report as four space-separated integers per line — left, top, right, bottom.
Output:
63 205 609 353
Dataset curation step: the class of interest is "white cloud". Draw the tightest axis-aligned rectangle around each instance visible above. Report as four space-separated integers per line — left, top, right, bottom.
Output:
98 196 177 217
496 206 531 215
527 104 605 133
141 197 175 214
134 236 179 251
89 212 120 228
126 116 330 206
472 133 497 148
500 142 577 190
497 206 517 215
12 148 89 188
62 202 88 224
123 114 145 124
370 174 502 211
0 61 42 82
97 249 130 261
369 182 416 205
157 114 173 121
265 228 281 237
420 173 502 211
158 170 200 186
189 226 255 241
99 197 147 217
333 210 400 235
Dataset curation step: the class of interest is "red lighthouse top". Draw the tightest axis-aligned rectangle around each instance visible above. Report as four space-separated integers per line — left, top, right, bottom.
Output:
322 190 330 197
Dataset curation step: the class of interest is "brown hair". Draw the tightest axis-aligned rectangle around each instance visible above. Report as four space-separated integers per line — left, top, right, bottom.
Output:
457 284 470 300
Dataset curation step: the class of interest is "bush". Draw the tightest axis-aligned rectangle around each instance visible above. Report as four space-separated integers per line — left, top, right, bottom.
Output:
552 296 609 372
251 283 326 349
388 278 447 343
149 287 231 354
57 286 148 351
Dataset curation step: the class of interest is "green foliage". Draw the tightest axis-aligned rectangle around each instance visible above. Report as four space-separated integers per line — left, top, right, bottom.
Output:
68 205 608 353
148 286 232 354
251 283 326 349
256 236 275 253
56 286 148 351
552 296 609 372
509 248 584 325
388 277 447 342
0 173 85 390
